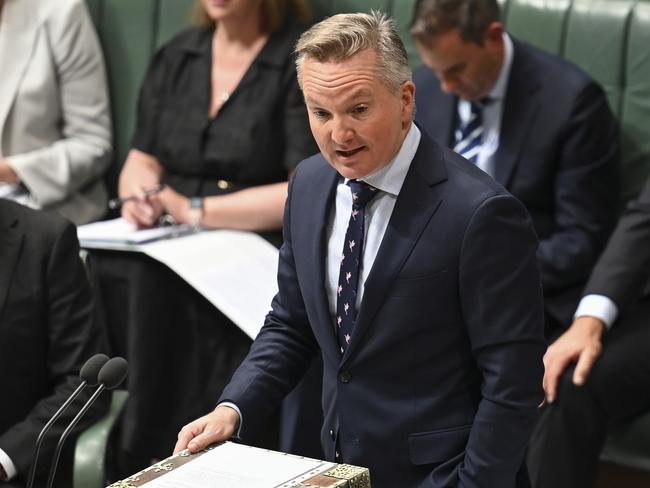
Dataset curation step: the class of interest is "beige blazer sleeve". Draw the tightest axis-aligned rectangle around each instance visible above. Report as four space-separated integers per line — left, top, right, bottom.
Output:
0 0 112 224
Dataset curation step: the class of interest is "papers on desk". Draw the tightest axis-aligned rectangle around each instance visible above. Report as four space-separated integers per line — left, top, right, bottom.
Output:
146 443 330 488
77 219 279 339
107 441 371 488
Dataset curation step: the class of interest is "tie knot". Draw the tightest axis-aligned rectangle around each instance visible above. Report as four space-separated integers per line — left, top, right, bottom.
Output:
470 101 483 116
348 180 379 208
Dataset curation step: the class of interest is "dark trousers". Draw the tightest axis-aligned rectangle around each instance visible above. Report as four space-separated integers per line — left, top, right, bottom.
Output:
528 298 650 488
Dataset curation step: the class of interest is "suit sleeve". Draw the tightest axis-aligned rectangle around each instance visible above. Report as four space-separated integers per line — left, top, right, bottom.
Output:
536 82 619 292
7 0 112 207
0 221 109 479
458 194 546 487
583 175 650 310
219 170 319 437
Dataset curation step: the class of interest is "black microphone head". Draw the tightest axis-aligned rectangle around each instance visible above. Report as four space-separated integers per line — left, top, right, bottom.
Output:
97 357 128 390
79 354 110 387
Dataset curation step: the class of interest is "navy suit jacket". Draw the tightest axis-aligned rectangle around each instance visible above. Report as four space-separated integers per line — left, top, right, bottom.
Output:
414 38 619 326
221 133 545 487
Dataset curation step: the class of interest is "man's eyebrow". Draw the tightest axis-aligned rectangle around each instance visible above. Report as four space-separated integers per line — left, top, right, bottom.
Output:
306 88 372 107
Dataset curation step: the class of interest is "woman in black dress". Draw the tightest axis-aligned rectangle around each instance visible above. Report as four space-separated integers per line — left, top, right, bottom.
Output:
90 0 316 476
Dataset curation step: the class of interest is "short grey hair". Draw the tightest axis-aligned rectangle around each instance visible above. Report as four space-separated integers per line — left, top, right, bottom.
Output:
295 10 412 92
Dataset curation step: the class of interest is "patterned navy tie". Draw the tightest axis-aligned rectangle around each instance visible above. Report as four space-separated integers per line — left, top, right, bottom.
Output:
453 101 484 163
336 179 379 355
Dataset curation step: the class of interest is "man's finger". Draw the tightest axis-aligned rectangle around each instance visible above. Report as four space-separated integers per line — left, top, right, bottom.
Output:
174 422 202 454
573 346 600 386
544 354 572 403
187 426 224 453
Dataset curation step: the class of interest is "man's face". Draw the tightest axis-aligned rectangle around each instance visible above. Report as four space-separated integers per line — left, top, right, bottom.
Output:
300 49 415 180
415 24 504 101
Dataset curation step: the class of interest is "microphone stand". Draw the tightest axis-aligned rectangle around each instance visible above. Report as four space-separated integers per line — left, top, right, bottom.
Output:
25 380 87 488
44 384 107 488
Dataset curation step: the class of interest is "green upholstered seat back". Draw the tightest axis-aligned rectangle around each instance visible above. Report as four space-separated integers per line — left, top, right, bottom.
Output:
505 0 571 56
620 1 650 200
86 0 194 194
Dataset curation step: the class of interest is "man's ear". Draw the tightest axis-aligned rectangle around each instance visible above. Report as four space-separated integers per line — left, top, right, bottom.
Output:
401 81 416 125
484 21 504 44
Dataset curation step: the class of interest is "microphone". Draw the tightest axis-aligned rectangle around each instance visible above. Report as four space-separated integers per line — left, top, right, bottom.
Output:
26 353 109 488
45 357 128 488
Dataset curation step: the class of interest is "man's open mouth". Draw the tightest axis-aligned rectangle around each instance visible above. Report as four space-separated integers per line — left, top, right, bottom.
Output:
336 147 365 157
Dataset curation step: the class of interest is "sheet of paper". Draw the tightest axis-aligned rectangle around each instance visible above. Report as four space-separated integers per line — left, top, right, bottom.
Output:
143 230 278 338
78 217 193 247
145 442 332 488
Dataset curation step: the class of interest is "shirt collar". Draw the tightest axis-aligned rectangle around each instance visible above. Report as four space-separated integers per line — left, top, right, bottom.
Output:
344 122 421 197
487 32 514 101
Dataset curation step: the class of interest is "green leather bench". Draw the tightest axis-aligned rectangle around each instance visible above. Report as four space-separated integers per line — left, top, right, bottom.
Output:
82 0 650 479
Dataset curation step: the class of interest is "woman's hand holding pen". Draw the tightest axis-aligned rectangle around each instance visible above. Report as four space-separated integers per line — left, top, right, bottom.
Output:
118 183 165 228
118 149 165 228
156 185 192 225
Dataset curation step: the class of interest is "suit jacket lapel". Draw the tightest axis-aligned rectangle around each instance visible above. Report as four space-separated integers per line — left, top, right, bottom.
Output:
0 0 38 142
299 163 341 364
0 207 23 319
494 41 541 187
342 135 448 364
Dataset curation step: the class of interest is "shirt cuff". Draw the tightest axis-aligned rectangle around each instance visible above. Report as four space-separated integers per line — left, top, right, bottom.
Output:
0 447 18 481
574 294 619 330
217 402 243 439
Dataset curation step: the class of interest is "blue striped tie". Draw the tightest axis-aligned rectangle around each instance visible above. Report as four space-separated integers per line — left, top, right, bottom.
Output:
453 101 484 163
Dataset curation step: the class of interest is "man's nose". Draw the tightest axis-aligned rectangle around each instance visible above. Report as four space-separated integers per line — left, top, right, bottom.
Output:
440 77 458 95
331 117 354 145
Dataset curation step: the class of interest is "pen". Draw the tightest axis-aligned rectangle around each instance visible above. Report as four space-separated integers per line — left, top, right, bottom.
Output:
107 183 166 210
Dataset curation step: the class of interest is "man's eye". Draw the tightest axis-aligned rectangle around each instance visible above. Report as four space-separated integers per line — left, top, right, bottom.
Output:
313 110 329 119
353 106 368 115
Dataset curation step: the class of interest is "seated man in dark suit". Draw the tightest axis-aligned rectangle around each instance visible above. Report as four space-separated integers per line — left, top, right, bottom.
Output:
0 200 109 487
410 0 619 331
528 175 650 487
173 11 545 488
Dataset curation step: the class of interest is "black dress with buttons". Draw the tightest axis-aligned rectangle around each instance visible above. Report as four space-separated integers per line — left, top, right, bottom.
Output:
87 20 317 477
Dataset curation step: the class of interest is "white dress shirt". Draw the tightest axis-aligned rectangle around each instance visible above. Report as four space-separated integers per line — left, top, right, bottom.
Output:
0 447 17 481
325 123 420 315
574 294 619 330
456 33 514 176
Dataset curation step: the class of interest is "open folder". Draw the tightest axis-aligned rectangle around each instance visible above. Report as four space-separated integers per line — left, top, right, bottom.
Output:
106 441 370 487
77 217 195 249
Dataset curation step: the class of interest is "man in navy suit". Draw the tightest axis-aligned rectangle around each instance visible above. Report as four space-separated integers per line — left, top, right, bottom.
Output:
410 0 619 331
409 1 620 485
175 12 545 488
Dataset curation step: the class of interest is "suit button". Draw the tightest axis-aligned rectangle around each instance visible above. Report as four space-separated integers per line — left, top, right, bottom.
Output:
330 429 335 440
338 371 351 383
